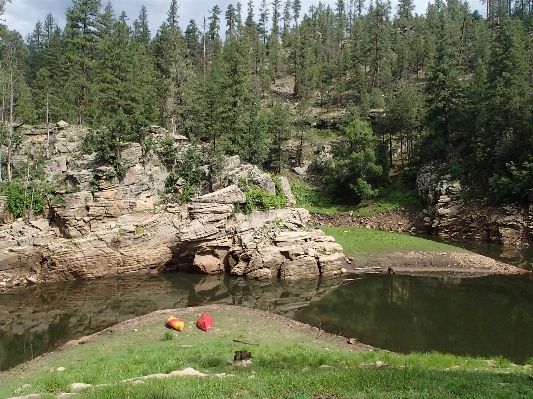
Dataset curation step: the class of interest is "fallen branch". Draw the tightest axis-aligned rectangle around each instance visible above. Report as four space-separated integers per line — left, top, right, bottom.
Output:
233 339 257 346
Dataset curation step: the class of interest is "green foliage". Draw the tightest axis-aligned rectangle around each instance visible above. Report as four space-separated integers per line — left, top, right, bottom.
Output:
163 144 221 203
161 331 173 341
290 183 325 206
82 111 149 177
370 87 385 109
323 119 385 202
489 161 533 204
241 175 287 213
1 181 48 218
156 135 179 169
2 182 24 218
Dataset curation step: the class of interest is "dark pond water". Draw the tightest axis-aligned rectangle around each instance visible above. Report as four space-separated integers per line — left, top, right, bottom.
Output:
2 270 533 371
295 273 533 364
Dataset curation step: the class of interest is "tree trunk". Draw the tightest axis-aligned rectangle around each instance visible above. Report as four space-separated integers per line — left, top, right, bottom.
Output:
7 53 14 182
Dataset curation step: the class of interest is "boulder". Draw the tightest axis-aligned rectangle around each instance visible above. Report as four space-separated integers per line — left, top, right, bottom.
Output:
280 256 320 280
317 252 345 276
193 253 224 274
279 176 296 206
192 185 246 204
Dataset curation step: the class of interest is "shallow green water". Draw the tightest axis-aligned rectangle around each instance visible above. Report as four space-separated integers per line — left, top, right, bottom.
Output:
1 271 533 371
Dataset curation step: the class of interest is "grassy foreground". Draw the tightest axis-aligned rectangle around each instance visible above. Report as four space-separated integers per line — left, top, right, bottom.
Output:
320 226 467 257
1 306 531 399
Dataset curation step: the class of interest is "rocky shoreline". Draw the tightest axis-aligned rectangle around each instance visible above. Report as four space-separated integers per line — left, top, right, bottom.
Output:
1 125 531 293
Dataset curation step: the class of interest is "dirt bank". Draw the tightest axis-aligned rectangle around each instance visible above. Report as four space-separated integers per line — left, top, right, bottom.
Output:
311 211 529 276
343 250 527 277
310 210 427 234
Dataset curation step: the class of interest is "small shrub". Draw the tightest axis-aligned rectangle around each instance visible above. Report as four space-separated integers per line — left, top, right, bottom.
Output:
162 331 174 341
1 181 48 218
243 188 286 213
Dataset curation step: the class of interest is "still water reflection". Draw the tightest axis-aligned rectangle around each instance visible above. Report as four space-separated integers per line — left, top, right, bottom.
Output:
1 272 533 371
295 273 533 364
430 237 533 271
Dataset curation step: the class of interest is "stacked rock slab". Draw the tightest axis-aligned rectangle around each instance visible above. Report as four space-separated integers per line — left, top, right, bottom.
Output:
0 185 346 289
228 213 345 280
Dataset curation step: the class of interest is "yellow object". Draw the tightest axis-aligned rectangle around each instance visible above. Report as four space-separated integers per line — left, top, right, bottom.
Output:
167 316 184 331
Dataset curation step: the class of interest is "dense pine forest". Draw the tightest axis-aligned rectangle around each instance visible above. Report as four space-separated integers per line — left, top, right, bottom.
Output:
1 0 533 208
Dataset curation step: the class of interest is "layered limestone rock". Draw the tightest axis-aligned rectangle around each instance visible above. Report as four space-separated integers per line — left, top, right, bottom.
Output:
0 126 346 289
0 186 345 289
417 164 533 246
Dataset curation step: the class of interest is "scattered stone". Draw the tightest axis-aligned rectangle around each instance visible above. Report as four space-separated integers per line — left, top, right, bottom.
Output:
13 385 32 395
375 361 387 368
319 364 334 369
169 368 207 377
347 338 356 345
232 360 253 367
57 367 66 372
70 383 91 391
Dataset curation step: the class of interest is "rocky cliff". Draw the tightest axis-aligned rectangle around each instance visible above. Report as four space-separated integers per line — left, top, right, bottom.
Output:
0 124 344 290
417 164 533 246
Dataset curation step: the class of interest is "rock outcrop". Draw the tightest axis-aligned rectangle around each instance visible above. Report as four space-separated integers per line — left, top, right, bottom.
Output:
0 185 345 290
417 164 533 246
0 125 345 289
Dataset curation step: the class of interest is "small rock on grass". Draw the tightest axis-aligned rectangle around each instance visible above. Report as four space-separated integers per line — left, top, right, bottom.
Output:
70 383 92 391
13 384 31 394
170 368 207 377
228 359 252 367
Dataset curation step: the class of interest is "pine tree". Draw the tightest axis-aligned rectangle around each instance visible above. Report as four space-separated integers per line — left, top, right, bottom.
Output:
94 15 157 121
268 99 292 173
422 0 464 160
133 5 151 45
184 19 202 70
482 16 532 202
258 0 270 43
153 1 194 133
63 0 102 125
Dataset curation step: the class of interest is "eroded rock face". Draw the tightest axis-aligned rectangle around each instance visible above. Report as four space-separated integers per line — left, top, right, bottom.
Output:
417 164 533 246
0 187 345 289
0 127 341 287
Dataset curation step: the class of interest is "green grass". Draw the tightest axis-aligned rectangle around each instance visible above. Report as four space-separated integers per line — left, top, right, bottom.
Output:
1 307 531 399
305 201 401 216
293 187 421 216
320 227 469 257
